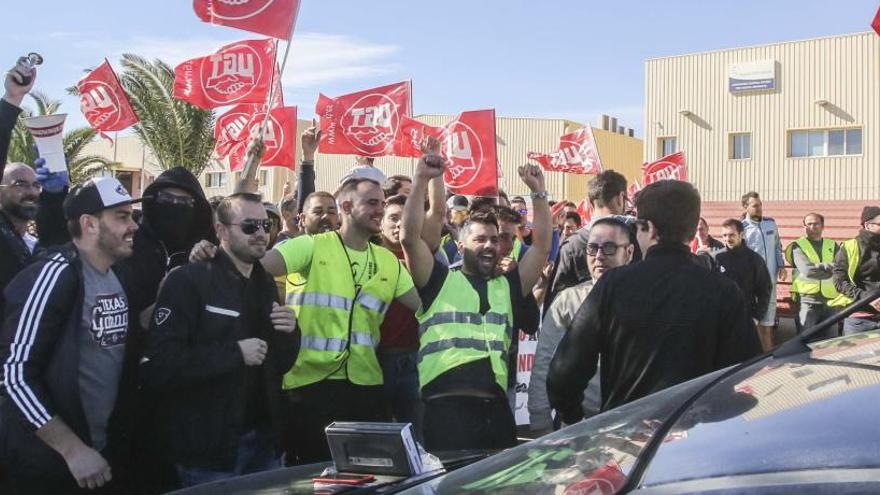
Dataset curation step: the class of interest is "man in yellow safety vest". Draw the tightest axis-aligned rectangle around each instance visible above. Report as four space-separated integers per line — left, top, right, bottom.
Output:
831 206 880 335
784 213 840 340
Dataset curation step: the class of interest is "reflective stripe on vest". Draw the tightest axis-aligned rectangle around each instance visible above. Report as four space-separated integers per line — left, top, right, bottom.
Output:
789 237 839 299
418 311 509 336
418 337 507 363
287 292 353 311
829 239 860 308
301 331 378 353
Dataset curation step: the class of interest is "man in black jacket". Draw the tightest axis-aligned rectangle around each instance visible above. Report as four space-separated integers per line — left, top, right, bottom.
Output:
0 176 141 493
833 206 880 335
141 193 298 488
715 218 772 322
547 180 762 422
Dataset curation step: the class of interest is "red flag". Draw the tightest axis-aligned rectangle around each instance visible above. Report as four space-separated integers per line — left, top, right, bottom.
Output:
873 6 880 36
576 199 592 224
442 109 498 196
215 104 260 158
228 106 298 171
643 152 687 185
527 126 602 174
76 60 139 134
193 0 300 40
317 81 412 157
173 39 276 109
392 115 444 157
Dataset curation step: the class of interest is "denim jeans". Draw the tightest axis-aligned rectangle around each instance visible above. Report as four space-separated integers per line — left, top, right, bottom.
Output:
842 317 880 336
176 429 281 488
378 350 422 437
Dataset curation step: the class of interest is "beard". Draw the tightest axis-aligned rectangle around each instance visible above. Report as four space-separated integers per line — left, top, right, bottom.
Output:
4 201 38 221
463 247 497 278
229 237 267 264
96 222 134 261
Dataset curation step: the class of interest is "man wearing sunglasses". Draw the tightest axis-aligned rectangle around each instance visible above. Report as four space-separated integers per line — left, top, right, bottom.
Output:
142 193 298 488
548 180 761 422
530 217 634 436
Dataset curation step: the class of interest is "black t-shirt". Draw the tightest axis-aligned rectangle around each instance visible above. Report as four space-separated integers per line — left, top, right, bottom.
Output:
240 274 270 431
418 259 527 399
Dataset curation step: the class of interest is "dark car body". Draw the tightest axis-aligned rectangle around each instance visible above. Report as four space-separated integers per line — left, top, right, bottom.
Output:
171 330 880 494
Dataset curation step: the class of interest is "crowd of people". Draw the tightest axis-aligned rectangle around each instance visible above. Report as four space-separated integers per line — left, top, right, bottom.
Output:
2 60 880 495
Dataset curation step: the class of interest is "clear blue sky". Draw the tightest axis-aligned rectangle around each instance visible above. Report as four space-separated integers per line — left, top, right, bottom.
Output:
1 0 877 136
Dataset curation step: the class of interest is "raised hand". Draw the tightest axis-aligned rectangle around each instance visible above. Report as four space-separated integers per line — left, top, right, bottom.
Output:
301 119 321 161
518 163 546 193
415 137 446 180
4 59 36 107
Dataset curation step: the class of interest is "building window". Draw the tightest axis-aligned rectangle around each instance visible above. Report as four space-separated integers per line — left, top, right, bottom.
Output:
730 133 752 160
658 137 676 157
789 128 862 157
205 172 227 188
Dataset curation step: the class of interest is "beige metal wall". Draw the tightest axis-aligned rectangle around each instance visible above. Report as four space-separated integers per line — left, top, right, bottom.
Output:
564 127 645 201
645 31 880 201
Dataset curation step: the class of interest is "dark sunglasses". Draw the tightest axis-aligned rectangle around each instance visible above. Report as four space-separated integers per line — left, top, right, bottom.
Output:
155 190 195 207
586 242 630 256
226 218 272 235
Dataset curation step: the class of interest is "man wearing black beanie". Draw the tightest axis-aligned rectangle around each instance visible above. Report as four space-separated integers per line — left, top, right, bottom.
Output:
831 206 880 334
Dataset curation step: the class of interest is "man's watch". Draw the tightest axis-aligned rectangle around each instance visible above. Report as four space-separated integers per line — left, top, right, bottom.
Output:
530 191 549 200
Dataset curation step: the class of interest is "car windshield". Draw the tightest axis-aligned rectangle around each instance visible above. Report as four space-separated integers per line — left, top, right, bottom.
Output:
400 369 726 494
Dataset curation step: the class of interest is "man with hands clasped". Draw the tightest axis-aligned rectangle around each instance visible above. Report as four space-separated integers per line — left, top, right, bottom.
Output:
141 193 299 488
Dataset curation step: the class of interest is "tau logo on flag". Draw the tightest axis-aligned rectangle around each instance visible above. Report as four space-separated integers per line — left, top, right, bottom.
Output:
80 82 120 129
202 44 262 104
341 93 399 155
443 121 483 188
210 0 277 20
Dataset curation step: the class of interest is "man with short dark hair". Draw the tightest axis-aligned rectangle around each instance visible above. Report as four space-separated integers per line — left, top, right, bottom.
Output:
544 170 631 312
741 191 786 350
1 177 140 493
548 180 761 420
383 175 412 197
142 193 298 488
402 142 551 452
298 191 338 236
561 211 582 241
785 213 840 338
831 206 880 335
276 194 299 243
716 218 772 324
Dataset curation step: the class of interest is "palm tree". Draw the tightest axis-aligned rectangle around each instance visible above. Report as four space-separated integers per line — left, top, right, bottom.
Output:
117 54 215 176
7 91 114 184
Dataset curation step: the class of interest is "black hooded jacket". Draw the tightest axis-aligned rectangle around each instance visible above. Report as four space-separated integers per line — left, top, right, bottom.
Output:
115 166 214 318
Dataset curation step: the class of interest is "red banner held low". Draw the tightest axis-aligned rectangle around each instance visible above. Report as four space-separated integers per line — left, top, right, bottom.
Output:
527 126 602 175
76 60 139 135
228 106 298 171
317 81 412 158
643 152 687 185
173 39 276 109
193 0 300 40
442 109 498 197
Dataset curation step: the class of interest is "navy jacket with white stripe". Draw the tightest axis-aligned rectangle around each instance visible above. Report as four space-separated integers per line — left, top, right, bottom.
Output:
0 244 135 476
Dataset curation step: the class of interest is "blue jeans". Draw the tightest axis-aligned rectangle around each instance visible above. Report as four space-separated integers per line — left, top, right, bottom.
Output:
176 429 281 488
842 317 880 336
378 350 422 437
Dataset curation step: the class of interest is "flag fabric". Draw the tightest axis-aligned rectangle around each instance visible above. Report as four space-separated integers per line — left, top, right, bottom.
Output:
316 81 412 157
576 198 592 224
173 39 276 109
527 126 602 174
228 106 298 171
392 115 444 157
873 5 880 36
643 152 687 185
214 104 260 158
76 60 139 134
193 0 300 40
442 109 498 196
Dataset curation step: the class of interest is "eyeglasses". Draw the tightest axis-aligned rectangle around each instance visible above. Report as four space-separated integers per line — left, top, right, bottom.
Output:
3 180 42 191
586 242 630 256
225 218 272 235
155 190 195 207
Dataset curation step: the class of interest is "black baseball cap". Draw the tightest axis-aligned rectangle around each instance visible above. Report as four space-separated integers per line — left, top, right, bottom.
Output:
63 176 142 220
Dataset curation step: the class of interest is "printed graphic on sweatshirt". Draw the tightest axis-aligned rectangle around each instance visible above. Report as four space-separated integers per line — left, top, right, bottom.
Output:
90 293 129 347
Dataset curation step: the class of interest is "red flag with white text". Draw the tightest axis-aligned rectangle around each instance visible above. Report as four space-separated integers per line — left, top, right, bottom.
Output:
228 106 298 171
442 109 498 196
317 81 412 157
193 0 300 40
392 115 444 157
643 152 687 185
214 104 260 158
173 39 276 109
76 60 139 134
527 126 602 174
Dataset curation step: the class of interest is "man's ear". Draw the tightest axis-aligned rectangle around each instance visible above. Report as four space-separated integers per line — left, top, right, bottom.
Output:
647 220 659 241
